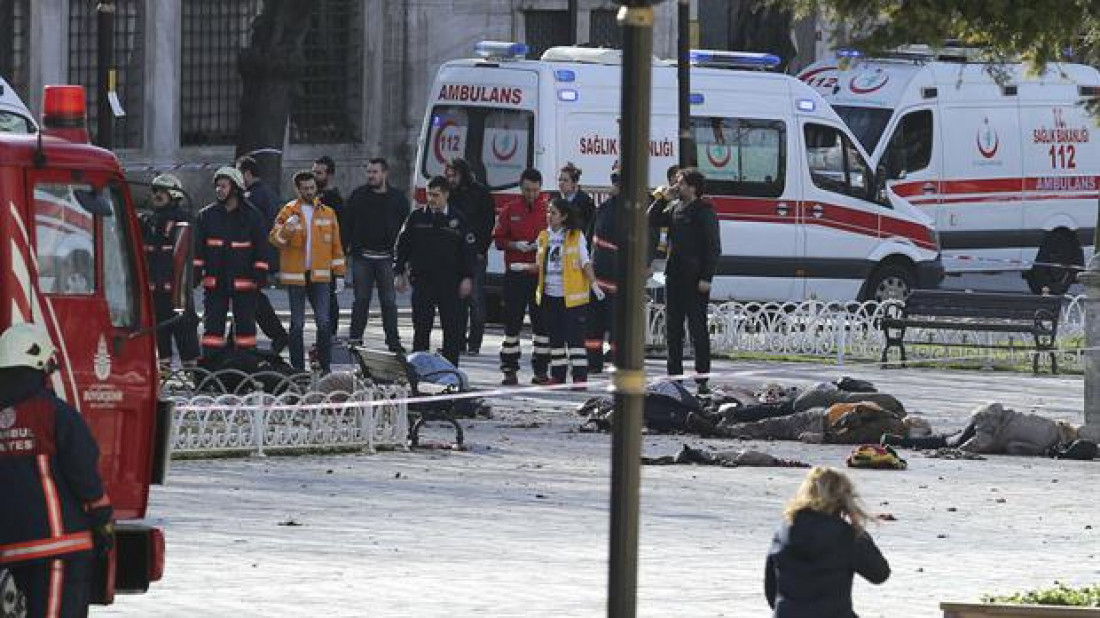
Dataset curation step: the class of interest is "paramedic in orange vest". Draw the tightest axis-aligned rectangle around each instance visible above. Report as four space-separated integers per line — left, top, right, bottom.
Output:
0 323 114 618
269 170 347 374
533 198 603 385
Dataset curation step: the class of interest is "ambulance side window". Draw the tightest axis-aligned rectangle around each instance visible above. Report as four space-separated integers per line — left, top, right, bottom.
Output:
883 110 933 179
33 183 97 295
101 185 140 328
804 123 873 201
690 117 785 198
422 105 534 190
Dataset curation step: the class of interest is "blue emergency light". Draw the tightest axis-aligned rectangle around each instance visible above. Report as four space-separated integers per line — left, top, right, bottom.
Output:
689 50 781 70
554 69 576 82
796 99 816 112
474 40 530 59
836 49 863 59
689 92 704 105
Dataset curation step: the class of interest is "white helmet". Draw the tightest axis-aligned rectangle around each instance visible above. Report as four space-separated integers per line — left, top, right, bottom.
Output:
0 323 57 371
213 166 246 191
151 173 185 200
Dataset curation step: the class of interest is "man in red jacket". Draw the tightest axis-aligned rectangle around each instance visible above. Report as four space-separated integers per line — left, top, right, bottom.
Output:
0 323 113 618
492 168 550 386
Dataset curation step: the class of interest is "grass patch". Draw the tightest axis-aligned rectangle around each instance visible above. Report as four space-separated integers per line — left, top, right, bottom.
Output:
982 583 1100 607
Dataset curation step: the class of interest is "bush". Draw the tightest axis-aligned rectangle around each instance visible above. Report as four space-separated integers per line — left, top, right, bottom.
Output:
982 582 1100 607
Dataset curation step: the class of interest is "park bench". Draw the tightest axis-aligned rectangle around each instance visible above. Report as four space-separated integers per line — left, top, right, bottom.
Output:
880 290 1062 374
347 346 465 448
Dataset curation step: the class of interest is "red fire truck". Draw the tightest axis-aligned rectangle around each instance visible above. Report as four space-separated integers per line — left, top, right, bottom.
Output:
0 84 171 612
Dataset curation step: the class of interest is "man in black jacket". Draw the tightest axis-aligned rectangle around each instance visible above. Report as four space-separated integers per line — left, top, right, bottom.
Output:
344 157 409 352
313 156 344 337
394 176 476 366
647 168 721 394
237 155 289 355
445 158 495 355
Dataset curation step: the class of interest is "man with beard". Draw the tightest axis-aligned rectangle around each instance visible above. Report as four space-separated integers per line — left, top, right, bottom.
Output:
445 158 495 355
343 157 409 352
193 167 270 358
313 156 344 337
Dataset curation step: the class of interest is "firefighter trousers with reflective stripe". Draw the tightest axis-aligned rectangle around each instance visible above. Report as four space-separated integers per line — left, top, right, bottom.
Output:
202 288 258 356
10 554 92 618
585 291 615 373
499 271 549 376
153 292 200 365
541 296 587 383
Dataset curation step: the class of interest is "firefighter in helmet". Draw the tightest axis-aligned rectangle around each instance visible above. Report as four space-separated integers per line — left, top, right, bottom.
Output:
141 173 200 371
193 166 271 359
0 322 114 617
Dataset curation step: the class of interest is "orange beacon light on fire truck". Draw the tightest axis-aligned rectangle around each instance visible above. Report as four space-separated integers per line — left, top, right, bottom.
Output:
41 84 89 143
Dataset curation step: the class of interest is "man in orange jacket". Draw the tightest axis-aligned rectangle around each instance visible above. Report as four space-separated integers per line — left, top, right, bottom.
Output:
269 171 347 374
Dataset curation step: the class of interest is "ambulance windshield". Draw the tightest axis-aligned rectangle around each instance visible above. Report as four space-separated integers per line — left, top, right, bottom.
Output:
834 105 893 154
423 105 534 189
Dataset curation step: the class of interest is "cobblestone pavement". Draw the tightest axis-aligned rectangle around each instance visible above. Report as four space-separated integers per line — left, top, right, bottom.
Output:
105 321 1098 617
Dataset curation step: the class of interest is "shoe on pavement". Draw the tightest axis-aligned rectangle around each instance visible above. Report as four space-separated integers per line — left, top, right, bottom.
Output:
464 348 480 356
531 375 552 386
696 382 711 396
501 372 519 386
388 343 406 354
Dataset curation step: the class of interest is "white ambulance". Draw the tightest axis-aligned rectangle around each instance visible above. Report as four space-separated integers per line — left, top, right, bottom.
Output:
414 42 943 306
799 48 1100 294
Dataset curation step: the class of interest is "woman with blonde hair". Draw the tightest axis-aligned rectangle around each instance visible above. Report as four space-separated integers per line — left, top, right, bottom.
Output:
764 467 890 617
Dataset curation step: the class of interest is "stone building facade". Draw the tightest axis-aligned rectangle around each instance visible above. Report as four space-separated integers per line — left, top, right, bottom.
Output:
2 0 820 203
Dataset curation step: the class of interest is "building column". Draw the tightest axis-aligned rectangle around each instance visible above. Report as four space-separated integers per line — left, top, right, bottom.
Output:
144 0 181 165
28 0 69 113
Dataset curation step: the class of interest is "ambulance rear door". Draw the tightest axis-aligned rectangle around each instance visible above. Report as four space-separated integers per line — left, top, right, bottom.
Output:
419 66 540 279
936 86 1024 272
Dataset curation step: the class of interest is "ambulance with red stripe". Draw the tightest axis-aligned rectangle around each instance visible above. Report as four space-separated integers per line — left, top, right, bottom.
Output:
1 85 169 608
799 47 1100 294
415 42 943 304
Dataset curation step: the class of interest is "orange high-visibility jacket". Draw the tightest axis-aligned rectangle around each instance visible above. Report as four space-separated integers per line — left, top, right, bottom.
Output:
269 199 346 284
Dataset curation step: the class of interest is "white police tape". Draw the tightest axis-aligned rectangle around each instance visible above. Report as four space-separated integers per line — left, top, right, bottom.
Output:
172 344 1092 414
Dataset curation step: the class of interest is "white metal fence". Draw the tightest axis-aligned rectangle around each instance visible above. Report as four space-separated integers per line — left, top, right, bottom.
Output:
646 295 1086 370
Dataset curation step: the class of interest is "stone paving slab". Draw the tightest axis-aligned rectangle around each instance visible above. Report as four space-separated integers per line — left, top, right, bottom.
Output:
103 342 1098 617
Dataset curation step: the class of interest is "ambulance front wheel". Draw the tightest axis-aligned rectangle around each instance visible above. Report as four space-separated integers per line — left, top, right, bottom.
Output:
861 263 914 303
1026 230 1082 296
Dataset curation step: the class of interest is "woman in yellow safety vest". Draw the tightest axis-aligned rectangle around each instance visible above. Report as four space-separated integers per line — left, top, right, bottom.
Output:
533 198 604 385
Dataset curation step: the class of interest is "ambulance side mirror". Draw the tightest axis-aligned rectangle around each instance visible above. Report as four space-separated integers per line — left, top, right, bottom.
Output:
873 165 890 207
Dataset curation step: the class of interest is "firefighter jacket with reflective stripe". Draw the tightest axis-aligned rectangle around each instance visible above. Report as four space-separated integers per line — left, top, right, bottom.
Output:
535 228 590 308
590 195 658 294
0 389 110 565
193 200 270 293
269 199 346 285
394 205 476 282
140 202 193 294
492 194 548 270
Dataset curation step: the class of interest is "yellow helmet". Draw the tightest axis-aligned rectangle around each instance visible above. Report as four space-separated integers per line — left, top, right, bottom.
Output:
0 323 57 371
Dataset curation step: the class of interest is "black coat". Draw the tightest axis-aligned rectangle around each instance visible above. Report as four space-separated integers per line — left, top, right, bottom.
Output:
449 181 495 256
764 509 890 618
394 206 477 283
647 197 721 283
139 202 192 292
343 185 409 256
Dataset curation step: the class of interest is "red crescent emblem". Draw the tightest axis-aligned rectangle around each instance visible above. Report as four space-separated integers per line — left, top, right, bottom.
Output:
491 132 519 162
976 127 999 159
706 145 732 168
849 72 889 94
432 120 457 164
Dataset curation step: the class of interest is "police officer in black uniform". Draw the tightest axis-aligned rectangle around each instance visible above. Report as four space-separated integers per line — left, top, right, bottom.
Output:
394 175 476 367
0 323 114 618
647 167 721 394
140 174 200 370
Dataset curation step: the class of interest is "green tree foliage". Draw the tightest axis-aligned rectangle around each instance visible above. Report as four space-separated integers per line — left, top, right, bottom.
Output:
773 0 1100 69
983 582 1100 607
